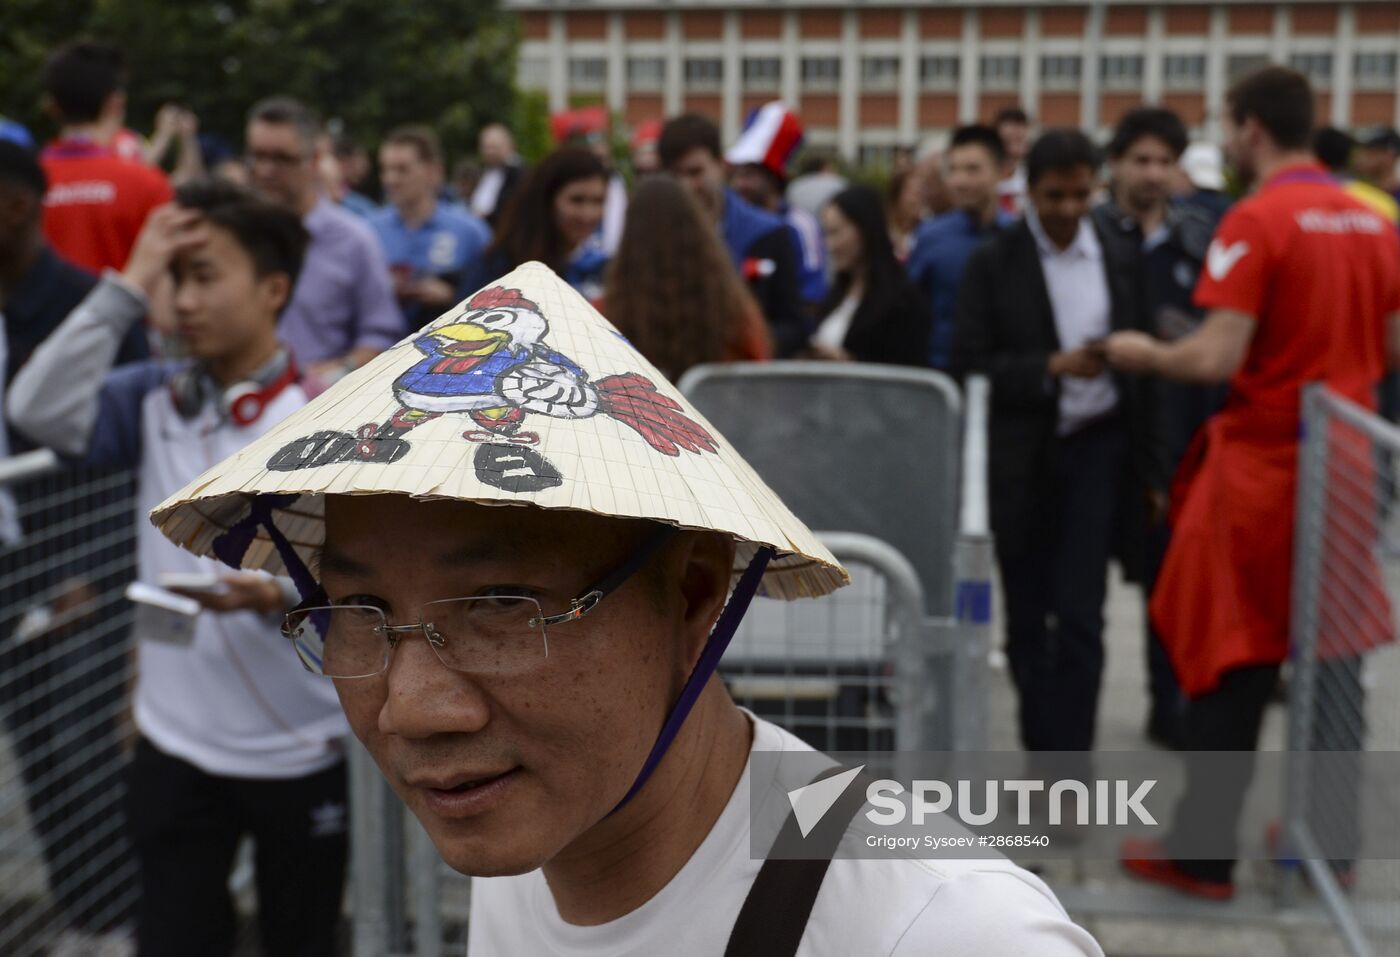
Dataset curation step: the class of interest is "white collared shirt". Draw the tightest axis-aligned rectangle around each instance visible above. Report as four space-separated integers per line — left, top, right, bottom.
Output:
471 166 507 218
1026 210 1118 435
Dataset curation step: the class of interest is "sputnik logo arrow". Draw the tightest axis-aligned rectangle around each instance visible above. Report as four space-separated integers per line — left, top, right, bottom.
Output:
786 765 866 838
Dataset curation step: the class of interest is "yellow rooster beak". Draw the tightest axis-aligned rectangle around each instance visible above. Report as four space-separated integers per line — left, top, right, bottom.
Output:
433 322 510 357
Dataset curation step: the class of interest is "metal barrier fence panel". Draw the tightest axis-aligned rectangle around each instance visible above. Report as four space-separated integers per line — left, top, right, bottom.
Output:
350 533 939 955
678 362 978 753
677 362 963 618
1284 385 1400 957
0 454 140 956
722 531 934 756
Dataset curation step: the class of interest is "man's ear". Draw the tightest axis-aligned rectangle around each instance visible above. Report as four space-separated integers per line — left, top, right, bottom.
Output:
674 530 737 671
257 271 293 318
1242 116 1267 151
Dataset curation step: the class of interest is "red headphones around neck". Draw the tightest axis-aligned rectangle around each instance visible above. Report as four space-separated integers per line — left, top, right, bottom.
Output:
224 361 299 426
170 356 300 428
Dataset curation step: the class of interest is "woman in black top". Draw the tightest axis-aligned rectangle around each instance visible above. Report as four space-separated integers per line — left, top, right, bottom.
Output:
805 185 931 367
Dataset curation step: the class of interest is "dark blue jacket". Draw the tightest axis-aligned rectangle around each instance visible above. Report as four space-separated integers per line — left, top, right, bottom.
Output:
720 189 808 356
906 208 1016 370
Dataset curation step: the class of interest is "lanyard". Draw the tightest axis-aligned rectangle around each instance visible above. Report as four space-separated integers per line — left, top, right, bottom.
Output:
1266 167 1338 189
41 137 113 160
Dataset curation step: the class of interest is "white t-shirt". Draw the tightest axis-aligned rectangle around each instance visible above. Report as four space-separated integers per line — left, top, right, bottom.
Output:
133 382 347 779
468 716 1103 956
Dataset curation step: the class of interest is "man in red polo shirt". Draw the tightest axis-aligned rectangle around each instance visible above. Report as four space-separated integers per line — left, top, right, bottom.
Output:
1104 67 1400 899
40 40 171 273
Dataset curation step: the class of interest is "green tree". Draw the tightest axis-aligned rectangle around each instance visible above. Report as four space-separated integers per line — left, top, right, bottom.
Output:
0 0 519 168
511 88 552 165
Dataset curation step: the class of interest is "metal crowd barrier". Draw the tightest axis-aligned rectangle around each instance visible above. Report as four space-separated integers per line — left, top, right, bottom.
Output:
679 362 989 751
722 531 928 754
0 449 141 956
1282 384 1400 957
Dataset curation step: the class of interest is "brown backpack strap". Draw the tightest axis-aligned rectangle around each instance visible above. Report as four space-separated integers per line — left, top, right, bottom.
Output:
724 767 868 957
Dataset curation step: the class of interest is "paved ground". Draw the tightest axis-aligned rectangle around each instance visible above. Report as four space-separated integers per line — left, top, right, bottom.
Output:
993 565 1400 957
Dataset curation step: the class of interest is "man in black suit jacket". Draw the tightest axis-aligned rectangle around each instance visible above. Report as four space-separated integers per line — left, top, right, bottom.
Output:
954 131 1161 761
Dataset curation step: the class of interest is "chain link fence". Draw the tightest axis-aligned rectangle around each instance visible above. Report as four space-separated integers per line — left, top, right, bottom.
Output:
1283 384 1400 957
0 450 140 956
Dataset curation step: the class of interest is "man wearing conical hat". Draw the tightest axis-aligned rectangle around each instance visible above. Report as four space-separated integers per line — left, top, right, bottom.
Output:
151 263 1101 955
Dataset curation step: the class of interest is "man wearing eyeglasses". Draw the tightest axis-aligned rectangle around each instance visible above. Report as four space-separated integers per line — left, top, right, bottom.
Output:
244 97 403 395
150 263 1103 956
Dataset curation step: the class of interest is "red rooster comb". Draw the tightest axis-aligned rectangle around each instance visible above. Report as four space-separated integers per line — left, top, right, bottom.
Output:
468 286 538 312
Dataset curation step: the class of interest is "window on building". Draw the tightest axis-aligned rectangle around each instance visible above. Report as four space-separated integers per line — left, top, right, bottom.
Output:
861 56 901 90
801 56 841 89
568 57 607 91
626 57 665 90
1288 52 1333 88
519 58 549 91
684 57 723 88
1226 54 1269 83
920 55 960 90
1354 51 1398 90
742 57 781 88
1100 54 1145 91
1040 55 1082 90
1163 53 1206 89
979 54 1021 90
857 144 896 170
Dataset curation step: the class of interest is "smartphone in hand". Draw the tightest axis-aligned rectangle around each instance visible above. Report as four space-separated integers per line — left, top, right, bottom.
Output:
158 571 228 595
127 582 201 646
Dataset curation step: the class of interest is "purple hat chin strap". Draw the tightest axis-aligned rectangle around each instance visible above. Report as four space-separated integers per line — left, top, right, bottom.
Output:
212 494 320 600
610 546 774 814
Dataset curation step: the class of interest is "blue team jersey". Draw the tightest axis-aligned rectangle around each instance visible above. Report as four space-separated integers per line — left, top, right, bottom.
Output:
368 201 492 326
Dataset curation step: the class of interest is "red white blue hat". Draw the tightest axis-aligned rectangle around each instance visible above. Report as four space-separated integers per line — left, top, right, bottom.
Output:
726 101 804 180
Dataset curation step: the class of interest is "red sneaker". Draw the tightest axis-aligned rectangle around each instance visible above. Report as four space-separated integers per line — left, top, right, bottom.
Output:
1119 837 1236 901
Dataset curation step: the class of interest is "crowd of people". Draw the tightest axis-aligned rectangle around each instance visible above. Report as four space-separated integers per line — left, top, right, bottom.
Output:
1 32 1399 957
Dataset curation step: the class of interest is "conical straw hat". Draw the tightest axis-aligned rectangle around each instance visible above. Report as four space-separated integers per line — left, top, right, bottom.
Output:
150 262 846 600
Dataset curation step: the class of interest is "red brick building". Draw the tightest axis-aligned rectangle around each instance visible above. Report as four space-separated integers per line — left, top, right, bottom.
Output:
510 0 1400 163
